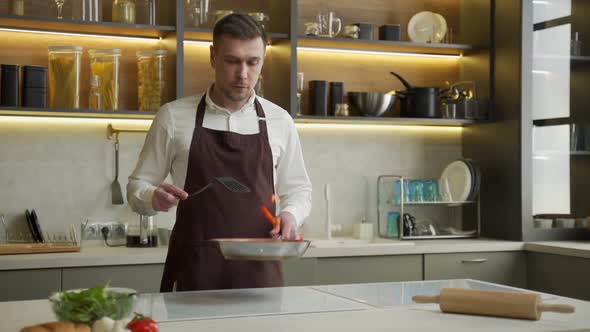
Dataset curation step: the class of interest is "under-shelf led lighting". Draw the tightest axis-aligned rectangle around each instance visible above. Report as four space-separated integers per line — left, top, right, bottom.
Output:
0 27 161 42
0 115 152 128
297 46 461 59
295 123 463 132
184 39 273 48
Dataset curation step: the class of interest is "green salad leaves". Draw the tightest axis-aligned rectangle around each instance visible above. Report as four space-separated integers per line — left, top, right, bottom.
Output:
51 284 136 325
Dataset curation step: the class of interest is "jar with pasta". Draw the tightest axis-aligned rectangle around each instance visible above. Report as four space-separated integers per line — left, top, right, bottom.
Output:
137 50 167 111
88 49 121 110
112 0 135 24
48 46 83 109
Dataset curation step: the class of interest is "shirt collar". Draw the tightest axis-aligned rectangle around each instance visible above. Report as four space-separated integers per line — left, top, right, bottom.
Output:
205 85 256 115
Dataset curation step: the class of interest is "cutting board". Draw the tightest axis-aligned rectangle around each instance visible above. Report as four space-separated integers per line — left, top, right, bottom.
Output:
0 243 80 255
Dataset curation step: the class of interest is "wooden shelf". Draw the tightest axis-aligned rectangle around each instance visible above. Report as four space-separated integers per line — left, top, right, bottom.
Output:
571 55 590 64
571 151 590 156
297 36 474 56
0 107 156 120
294 116 474 127
0 14 175 39
184 27 289 44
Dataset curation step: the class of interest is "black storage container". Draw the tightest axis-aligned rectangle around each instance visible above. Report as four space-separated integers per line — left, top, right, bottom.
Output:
1 64 19 107
309 80 328 116
329 81 344 116
353 23 373 40
22 65 47 108
379 24 401 41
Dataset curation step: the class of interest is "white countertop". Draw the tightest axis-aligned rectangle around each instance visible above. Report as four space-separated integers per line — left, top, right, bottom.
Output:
0 238 526 270
3 279 590 332
525 241 590 259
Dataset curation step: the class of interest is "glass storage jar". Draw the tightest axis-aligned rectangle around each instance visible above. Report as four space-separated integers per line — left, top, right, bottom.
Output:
88 49 121 110
112 0 135 24
137 50 167 111
72 0 102 22
48 46 83 109
136 0 156 25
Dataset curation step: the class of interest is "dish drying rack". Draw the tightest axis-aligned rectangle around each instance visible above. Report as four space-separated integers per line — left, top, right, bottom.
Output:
0 214 80 255
377 175 481 240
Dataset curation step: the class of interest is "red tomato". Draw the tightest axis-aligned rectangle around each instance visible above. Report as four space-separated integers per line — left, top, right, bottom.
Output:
127 313 158 332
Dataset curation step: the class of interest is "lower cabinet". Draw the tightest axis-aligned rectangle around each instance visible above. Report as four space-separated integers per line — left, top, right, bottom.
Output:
424 251 526 287
0 268 61 301
527 252 590 301
283 258 317 286
62 264 164 293
315 255 423 285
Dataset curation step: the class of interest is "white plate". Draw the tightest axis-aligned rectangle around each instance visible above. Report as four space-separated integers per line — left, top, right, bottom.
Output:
408 11 448 43
408 11 435 43
440 160 472 202
433 13 448 43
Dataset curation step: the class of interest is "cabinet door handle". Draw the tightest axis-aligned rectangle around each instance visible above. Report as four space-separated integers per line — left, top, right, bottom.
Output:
461 258 488 263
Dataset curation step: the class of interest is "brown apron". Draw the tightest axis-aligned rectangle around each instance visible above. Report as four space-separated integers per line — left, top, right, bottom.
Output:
160 95 283 292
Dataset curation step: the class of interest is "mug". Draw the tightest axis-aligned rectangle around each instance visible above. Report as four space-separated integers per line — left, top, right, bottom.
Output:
318 11 342 37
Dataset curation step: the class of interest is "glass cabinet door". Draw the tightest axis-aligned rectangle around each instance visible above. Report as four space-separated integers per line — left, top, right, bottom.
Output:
528 0 590 232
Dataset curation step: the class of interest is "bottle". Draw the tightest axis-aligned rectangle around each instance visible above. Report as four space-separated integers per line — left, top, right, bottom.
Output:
89 74 101 110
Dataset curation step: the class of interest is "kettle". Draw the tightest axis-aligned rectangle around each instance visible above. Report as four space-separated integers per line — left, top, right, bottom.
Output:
126 214 158 247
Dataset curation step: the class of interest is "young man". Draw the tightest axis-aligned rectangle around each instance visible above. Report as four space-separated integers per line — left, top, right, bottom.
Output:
127 13 312 292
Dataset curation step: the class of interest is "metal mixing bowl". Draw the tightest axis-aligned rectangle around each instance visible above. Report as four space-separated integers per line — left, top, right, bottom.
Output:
348 92 398 117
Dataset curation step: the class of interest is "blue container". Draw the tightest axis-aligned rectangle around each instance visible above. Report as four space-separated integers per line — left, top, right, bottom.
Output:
386 211 400 238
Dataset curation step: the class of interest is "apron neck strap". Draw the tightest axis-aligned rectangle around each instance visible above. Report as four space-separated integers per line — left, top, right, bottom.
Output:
195 94 268 134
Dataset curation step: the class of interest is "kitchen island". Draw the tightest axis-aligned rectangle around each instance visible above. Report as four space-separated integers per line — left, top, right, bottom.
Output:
2 279 589 332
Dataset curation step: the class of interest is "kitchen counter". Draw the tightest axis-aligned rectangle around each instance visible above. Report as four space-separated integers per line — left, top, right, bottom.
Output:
2 238 590 271
2 279 589 332
0 238 526 270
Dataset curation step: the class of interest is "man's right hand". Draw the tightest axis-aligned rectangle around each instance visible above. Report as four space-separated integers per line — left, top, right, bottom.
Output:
152 183 188 212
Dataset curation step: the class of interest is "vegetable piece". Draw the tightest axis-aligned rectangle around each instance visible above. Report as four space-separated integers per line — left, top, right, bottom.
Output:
127 313 158 332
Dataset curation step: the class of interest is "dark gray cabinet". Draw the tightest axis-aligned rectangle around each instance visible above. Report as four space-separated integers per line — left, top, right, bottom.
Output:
424 252 526 287
0 269 61 301
283 258 317 286
315 255 422 285
62 264 164 293
527 252 590 301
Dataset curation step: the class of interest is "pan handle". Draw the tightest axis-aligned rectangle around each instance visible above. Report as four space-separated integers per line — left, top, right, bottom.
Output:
390 70 413 90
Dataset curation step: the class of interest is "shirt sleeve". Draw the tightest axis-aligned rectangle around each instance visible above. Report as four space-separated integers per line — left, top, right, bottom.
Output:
127 105 175 216
276 117 312 227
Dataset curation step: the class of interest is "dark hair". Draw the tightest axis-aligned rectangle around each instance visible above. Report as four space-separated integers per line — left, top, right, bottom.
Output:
213 13 267 48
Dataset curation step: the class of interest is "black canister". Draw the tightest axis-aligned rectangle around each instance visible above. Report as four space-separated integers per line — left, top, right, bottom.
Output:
329 82 344 116
22 66 47 108
353 23 373 40
1 64 19 107
309 80 327 116
379 24 401 41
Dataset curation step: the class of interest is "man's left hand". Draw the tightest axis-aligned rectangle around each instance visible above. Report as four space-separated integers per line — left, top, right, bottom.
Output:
270 211 299 240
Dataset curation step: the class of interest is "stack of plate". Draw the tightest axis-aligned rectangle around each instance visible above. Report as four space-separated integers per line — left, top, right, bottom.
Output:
408 11 448 43
440 159 481 202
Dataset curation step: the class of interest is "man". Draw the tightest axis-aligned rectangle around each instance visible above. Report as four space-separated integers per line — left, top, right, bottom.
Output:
127 13 312 292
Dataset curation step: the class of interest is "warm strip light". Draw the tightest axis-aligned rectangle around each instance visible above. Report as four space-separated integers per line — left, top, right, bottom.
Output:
0 115 152 129
184 39 273 48
0 27 161 42
297 46 461 59
295 123 462 132
0 116 461 132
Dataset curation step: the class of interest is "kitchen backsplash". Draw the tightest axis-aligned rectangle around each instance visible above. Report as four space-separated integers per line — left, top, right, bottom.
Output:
0 118 461 240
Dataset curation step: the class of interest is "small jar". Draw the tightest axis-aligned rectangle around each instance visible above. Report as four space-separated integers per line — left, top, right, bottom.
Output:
89 49 121 110
136 0 156 25
137 50 167 111
48 46 83 109
112 0 136 24
11 0 24 16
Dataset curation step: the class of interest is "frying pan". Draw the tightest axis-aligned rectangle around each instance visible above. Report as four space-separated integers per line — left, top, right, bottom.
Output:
210 238 310 261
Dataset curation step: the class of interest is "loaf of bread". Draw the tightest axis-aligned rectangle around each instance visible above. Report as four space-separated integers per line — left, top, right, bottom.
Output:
20 321 90 332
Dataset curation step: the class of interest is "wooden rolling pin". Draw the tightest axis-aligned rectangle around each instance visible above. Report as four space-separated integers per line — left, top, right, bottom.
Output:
413 288 575 320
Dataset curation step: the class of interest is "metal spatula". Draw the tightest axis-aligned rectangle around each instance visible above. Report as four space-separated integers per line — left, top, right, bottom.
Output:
187 177 250 199
111 135 124 205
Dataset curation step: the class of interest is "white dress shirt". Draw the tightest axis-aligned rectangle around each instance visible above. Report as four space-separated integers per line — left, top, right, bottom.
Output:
127 89 312 227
